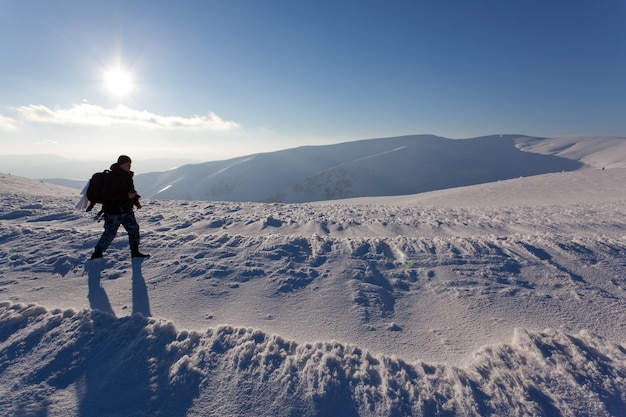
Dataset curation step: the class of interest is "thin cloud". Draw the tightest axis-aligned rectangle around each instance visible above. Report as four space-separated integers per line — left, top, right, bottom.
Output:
34 139 59 146
0 114 18 130
14 103 240 131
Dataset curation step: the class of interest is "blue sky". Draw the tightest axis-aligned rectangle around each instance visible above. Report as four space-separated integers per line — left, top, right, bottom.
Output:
1 0 625 162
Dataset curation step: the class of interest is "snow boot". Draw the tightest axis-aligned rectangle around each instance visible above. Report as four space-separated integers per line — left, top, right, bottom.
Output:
131 247 150 258
90 248 103 260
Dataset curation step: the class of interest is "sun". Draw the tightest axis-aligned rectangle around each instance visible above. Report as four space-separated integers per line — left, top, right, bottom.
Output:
105 68 133 96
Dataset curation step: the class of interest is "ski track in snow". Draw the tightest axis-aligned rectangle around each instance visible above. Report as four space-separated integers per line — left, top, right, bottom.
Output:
2 170 626 416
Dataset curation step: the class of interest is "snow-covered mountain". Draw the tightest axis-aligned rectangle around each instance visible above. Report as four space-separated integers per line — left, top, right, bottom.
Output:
2 135 626 416
134 134 586 203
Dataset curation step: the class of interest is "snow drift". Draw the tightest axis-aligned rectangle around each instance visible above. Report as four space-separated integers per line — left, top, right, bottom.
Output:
2 302 626 417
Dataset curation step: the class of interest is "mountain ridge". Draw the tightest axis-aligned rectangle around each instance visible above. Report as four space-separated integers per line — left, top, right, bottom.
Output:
134 134 585 203
5 134 626 203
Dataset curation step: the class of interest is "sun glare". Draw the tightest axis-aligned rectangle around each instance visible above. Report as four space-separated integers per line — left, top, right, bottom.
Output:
105 69 133 95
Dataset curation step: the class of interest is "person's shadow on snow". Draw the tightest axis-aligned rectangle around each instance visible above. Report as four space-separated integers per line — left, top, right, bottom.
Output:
85 259 151 317
86 261 116 317
132 258 151 317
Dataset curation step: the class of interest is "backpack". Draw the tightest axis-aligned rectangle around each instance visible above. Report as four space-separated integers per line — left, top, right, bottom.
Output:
85 170 110 212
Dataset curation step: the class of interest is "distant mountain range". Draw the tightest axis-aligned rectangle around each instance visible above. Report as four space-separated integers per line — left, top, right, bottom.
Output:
133 134 587 203
0 154 201 187
5 134 626 203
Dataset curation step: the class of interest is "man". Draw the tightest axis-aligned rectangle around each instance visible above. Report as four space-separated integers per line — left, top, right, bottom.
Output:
90 155 149 259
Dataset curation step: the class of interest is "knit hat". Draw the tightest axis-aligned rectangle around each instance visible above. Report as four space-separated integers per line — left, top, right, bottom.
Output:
117 155 132 165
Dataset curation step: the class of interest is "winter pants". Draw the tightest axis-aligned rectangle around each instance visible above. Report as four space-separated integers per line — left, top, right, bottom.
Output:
95 212 140 252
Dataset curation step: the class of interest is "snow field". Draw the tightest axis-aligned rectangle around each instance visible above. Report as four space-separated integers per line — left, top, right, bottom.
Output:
2 168 626 415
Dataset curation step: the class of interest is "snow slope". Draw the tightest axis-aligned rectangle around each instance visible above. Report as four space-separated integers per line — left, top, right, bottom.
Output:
2 147 626 414
515 136 626 170
134 134 585 203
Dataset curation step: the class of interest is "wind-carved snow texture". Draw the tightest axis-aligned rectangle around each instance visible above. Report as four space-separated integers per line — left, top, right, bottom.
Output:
3 166 626 416
2 303 626 417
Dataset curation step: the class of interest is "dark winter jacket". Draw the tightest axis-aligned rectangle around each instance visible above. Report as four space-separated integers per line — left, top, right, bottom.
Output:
102 163 140 214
